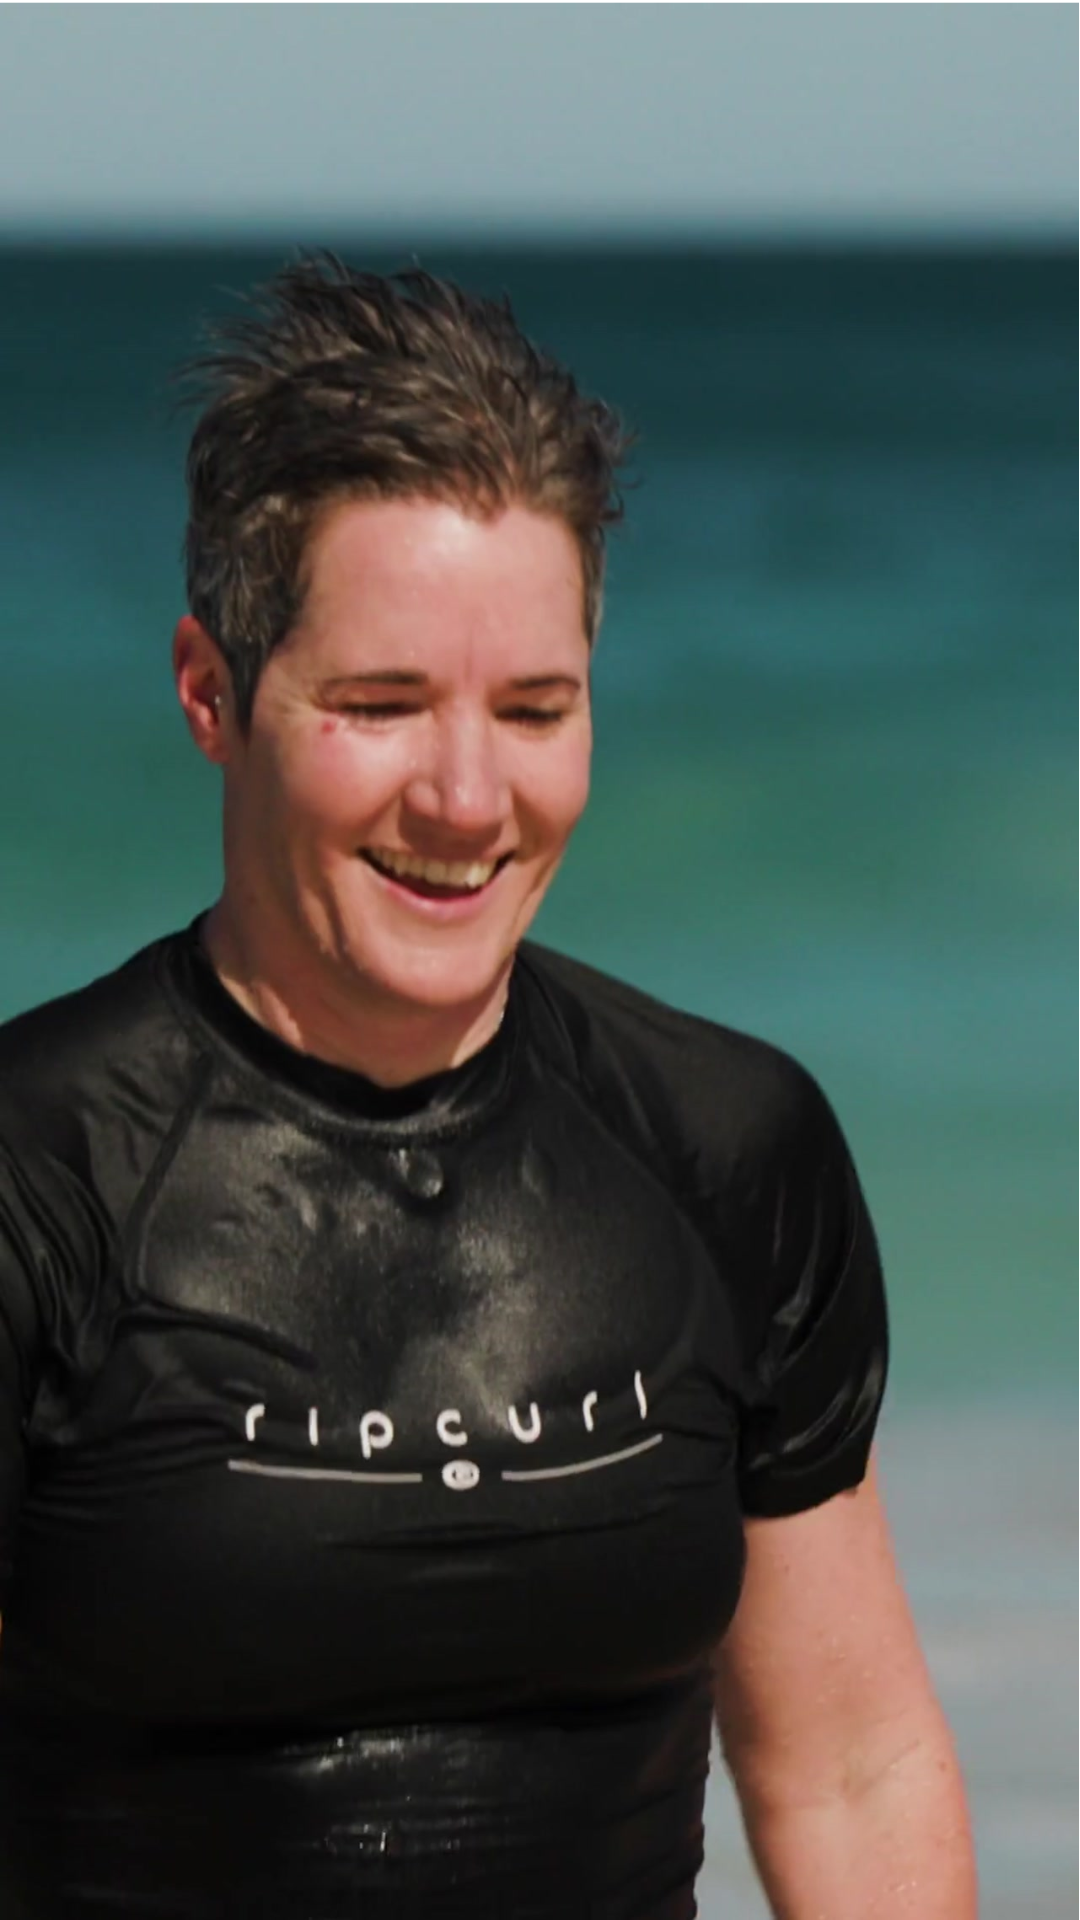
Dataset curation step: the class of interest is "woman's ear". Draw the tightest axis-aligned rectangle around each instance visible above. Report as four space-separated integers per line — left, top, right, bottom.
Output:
173 615 234 764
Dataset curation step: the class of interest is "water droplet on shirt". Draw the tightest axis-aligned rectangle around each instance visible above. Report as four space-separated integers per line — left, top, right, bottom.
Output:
389 1148 445 1201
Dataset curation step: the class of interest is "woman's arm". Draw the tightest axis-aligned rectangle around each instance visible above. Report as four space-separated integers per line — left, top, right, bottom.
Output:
711 1454 976 1919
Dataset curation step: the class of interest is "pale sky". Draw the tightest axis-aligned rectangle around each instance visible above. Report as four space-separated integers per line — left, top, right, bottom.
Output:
0 5 1074 238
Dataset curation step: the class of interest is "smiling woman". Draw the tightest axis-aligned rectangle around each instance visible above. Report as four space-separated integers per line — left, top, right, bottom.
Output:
0 253 974 1920
175 495 593 1085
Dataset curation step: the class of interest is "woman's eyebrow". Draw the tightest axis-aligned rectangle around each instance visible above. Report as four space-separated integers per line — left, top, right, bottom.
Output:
506 674 582 692
322 671 427 688
320 671 583 692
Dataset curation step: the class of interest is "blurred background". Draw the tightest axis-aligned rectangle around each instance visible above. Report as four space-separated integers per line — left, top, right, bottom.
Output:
0 7 1075 1914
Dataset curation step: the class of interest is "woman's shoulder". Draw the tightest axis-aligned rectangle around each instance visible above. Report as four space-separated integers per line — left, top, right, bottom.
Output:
515 940 837 1172
0 930 197 1164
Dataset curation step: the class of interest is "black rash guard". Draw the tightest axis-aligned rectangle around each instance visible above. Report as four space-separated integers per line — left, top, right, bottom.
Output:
0 922 887 1920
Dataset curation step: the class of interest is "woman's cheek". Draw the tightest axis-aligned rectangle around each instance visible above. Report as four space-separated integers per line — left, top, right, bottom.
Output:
547 732 592 833
286 723 398 825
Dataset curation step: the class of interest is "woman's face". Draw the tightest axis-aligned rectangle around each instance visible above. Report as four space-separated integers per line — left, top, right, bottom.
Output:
211 496 592 1018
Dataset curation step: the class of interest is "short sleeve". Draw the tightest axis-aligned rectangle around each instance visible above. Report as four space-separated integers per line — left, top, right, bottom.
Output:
735 1069 888 1519
0 1321 30 1607
0 1147 47 1603
0 1135 110 1604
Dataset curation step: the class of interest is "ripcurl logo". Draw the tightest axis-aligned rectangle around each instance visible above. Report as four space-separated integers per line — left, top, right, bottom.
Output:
227 1370 661 1490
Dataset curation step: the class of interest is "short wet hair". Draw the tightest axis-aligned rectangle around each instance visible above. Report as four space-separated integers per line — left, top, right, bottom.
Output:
179 251 633 725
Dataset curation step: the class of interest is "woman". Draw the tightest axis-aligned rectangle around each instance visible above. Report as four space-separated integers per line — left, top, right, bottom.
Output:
0 255 975 1918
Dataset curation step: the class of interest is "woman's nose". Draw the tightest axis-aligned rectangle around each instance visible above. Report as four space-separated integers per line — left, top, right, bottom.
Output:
403 710 512 836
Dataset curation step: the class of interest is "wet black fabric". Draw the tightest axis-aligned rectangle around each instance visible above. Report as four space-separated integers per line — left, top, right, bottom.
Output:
0 923 887 1918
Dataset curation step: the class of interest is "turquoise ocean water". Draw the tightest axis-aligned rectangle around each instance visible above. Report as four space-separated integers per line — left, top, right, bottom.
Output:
0 244 1075 1911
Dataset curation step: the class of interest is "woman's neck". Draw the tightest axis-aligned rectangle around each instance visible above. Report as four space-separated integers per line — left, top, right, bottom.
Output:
199 899 510 1089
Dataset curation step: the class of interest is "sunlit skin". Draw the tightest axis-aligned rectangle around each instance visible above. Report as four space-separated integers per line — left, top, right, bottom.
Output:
173 497 593 1086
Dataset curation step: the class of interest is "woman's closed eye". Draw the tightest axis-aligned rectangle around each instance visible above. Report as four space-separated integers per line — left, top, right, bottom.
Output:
336 703 567 728
338 702 421 721
499 707 567 728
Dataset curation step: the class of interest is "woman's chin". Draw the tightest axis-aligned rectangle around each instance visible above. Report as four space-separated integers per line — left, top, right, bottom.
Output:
342 943 512 1021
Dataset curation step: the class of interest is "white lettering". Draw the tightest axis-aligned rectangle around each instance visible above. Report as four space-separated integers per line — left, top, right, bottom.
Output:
508 1401 541 1444
242 1381 650 1463
359 1411 394 1459
436 1408 468 1448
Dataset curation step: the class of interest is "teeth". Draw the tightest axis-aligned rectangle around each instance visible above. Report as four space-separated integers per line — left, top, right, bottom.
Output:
368 849 499 890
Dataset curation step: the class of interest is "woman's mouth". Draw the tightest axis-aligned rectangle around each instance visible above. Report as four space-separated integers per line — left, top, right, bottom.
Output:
361 847 512 900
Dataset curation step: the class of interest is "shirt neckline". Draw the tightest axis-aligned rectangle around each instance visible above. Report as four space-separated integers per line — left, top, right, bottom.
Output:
164 916 519 1136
